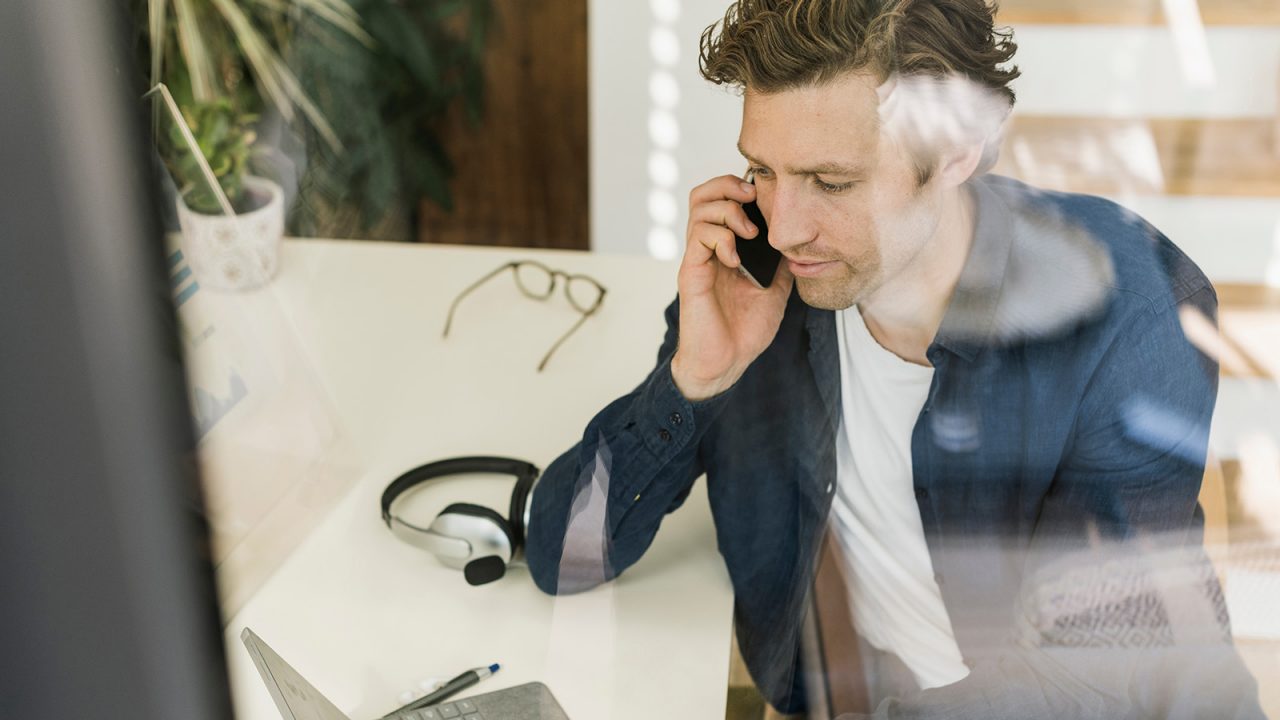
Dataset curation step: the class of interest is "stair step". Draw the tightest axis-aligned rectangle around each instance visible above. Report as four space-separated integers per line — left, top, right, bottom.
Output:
1218 284 1280 309
1009 26 1280 118
995 116 1280 197
1216 285 1280 380
997 0 1280 26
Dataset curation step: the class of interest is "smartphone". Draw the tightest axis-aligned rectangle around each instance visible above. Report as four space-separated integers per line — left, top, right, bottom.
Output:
734 183 782 289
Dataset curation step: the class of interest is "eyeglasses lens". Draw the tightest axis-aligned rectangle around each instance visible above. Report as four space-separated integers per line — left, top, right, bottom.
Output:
514 263 554 299
566 276 603 313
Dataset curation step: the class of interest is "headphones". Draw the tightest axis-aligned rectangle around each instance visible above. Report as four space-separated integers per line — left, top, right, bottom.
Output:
380 456 541 586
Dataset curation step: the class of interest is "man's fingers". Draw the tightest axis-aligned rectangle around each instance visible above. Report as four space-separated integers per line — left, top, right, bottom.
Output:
683 174 762 273
689 200 758 242
713 228 739 267
684 225 735 268
689 174 756 208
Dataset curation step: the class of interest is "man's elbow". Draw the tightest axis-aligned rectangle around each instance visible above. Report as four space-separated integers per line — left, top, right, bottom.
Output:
524 536 615 596
528 563 561 596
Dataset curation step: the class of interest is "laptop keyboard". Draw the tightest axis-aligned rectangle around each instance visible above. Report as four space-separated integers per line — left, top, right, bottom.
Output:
394 697 485 719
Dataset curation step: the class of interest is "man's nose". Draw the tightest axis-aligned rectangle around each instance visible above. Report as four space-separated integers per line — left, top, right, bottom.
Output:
761 182 816 253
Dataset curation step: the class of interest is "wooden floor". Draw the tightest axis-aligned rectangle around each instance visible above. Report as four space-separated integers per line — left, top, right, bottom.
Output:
1218 285 1280 380
997 117 1280 198
726 633 804 720
996 0 1280 25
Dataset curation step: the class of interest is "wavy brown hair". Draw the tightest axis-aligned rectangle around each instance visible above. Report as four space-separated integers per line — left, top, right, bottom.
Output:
700 0 1020 181
700 0 1019 99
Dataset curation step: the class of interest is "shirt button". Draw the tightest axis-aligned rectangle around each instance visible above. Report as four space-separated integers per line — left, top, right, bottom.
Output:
963 656 976 669
914 487 929 499
669 412 683 426
658 429 672 442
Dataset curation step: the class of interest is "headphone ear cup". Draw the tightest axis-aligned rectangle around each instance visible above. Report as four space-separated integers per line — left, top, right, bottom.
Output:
464 556 508 586
439 502 515 558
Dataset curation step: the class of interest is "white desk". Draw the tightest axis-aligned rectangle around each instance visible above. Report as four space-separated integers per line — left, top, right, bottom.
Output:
201 240 735 719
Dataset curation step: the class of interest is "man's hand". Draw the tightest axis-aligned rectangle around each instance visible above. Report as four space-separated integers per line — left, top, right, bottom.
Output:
671 175 794 401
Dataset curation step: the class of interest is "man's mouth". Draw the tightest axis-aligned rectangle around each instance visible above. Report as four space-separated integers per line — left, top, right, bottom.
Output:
786 258 838 278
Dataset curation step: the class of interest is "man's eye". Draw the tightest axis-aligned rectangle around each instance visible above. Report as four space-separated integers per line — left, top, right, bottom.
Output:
814 177 854 194
750 166 773 179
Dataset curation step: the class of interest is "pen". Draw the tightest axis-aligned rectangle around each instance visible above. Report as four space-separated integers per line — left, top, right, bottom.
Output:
397 663 500 714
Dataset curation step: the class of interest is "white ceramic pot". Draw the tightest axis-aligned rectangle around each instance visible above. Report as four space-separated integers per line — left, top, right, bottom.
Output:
175 175 284 291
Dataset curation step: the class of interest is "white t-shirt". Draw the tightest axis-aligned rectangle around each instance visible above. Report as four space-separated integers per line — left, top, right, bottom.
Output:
830 306 970 690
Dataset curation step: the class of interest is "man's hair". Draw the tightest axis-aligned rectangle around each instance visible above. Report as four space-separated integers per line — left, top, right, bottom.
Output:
699 0 1020 183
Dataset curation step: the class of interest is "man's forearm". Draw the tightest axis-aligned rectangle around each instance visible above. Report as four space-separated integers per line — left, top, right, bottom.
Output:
525 301 735 594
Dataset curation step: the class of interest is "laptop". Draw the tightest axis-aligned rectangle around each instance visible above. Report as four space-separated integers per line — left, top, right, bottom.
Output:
242 628 571 720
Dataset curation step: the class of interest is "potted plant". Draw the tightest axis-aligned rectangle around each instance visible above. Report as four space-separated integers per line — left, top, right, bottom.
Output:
137 0 371 288
158 94 284 290
135 0 491 248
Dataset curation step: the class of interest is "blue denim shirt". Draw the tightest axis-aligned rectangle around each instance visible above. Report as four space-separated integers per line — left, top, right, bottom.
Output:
525 175 1262 717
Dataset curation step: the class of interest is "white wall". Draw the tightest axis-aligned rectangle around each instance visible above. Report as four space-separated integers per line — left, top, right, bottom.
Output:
1012 26 1280 119
588 2 1280 283
589 0 744 259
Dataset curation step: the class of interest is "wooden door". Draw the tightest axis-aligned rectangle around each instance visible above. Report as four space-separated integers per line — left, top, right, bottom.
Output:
417 0 589 250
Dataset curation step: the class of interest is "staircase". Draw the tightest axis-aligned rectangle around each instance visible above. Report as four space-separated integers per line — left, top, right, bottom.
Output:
727 5 1280 719
993 6 1280 719
990 3 1280 376
998 0 1280 25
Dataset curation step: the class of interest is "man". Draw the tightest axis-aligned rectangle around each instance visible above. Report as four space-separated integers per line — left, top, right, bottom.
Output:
526 0 1263 716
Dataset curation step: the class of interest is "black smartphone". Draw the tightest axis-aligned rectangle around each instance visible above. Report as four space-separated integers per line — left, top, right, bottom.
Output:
735 197 781 289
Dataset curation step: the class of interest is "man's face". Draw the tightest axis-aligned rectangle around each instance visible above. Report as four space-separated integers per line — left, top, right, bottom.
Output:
739 72 947 310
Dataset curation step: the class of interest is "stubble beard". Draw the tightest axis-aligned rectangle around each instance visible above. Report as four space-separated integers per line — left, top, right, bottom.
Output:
794 261 880 311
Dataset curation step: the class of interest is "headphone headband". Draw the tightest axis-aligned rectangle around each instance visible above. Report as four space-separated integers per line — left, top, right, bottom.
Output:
380 456 540 525
380 456 542 586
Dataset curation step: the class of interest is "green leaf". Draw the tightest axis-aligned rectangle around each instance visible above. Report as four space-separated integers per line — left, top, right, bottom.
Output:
463 61 485 124
468 0 491 60
256 0 493 233
148 0 168 88
425 0 469 21
172 0 218 101
407 154 453 212
364 3 441 95
205 108 229 146
280 0 374 47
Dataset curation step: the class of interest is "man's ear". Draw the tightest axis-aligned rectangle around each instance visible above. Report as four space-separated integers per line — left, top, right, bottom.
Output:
934 141 985 188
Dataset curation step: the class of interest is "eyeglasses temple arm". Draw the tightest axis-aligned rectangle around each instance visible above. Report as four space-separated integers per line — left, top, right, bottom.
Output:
442 263 515 338
537 311 593 372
